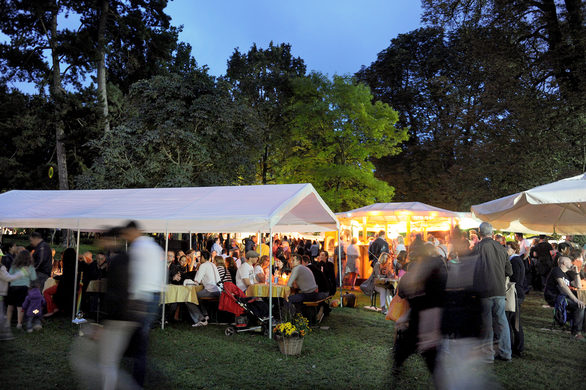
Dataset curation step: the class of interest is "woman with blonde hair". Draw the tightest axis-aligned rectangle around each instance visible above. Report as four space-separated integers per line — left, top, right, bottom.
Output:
373 252 393 314
258 255 270 283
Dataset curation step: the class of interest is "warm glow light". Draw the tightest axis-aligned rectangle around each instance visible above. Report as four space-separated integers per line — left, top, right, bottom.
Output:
368 211 381 216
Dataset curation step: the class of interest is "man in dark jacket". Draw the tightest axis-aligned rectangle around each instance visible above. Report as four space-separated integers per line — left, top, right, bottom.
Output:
71 227 145 389
318 251 337 296
473 222 513 362
369 230 389 263
531 235 554 290
303 255 330 294
30 232 52 289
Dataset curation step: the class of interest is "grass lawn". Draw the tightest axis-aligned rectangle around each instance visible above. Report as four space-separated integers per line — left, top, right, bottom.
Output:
1 291 585 389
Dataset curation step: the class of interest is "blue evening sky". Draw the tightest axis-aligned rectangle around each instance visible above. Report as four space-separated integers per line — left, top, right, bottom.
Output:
167 0 423 77
2 1 423 92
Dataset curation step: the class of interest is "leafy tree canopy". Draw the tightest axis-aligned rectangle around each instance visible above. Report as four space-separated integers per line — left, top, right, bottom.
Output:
226 42 307 184
280 73 407 211
77 70 262 189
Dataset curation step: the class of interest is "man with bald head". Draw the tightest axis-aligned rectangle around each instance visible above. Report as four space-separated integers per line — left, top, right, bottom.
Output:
544 256 585 339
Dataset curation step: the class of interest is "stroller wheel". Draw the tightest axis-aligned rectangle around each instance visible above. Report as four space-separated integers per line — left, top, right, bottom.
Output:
225 326 236 336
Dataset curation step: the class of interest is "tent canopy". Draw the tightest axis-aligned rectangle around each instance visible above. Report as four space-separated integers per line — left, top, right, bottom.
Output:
471 173 586 234
337 202 459 223
0 183 338 233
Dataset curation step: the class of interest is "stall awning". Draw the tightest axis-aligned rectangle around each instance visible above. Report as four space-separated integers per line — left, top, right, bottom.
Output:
471 173 586 234
0 183 339 233
337 202 459 223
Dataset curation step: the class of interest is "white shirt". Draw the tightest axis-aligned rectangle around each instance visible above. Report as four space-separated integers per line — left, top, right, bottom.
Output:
518 238 530 256
254 264 264 281
235 262 255 292
128 236 165 301
194 261 221 292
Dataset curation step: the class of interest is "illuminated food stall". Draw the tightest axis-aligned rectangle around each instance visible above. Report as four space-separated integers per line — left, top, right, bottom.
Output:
336 202 459 278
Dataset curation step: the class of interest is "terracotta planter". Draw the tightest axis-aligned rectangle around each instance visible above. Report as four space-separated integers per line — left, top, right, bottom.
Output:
276 335 304 355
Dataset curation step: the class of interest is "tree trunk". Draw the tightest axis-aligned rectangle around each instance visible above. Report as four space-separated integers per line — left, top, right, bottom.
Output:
50 9 69 190
97 0 110 133
261 144 269 184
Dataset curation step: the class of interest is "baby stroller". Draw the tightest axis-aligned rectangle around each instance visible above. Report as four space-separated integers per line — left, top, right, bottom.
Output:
218 281 271 336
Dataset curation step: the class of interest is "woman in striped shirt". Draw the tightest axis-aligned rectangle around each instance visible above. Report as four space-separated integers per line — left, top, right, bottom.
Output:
214 256 232 283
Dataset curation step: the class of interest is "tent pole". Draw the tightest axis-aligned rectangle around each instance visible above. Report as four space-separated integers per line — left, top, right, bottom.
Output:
338 229 343 307
406 216 411 246
72 228 81 322
189 231 192 250
161 227 169 330
268 228 273 339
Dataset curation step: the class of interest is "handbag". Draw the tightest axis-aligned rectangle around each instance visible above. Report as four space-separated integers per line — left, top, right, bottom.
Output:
505 276 516 312
386 290 410 321
359 273 375 296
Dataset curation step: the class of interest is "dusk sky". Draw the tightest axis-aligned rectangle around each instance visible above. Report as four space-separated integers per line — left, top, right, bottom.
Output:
1 1 423 92
166 0 423 77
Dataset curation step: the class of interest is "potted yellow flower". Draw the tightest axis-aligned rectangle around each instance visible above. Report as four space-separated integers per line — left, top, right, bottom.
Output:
273 314 311 355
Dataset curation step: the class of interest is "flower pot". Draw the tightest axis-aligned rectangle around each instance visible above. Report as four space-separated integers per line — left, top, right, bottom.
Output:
276 335 304 355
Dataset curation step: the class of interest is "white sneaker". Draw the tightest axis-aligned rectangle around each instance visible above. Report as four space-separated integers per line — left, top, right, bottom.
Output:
16 324 22 330
192 320 208 327
33 324 42 331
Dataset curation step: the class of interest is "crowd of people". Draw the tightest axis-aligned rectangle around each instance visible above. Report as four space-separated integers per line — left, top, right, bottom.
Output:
162 234 340 326
372 222 586 389
1 223 585 389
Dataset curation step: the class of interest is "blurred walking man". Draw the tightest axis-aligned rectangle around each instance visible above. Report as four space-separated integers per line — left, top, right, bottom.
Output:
123 221 165 387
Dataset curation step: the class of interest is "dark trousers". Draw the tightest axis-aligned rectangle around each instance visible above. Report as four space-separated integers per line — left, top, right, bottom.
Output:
393 310 438 374
37 273 50 292
506 298 524 354
25 314 42 331
287 291 327 316
566 298 585 335
131 293 160 387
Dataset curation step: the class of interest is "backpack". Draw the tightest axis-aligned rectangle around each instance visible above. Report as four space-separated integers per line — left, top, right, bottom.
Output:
553 294 568 326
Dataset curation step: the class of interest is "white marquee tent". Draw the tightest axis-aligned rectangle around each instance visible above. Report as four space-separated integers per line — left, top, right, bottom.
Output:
0 184 338 233
471 173 586 234
0 183 340 336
